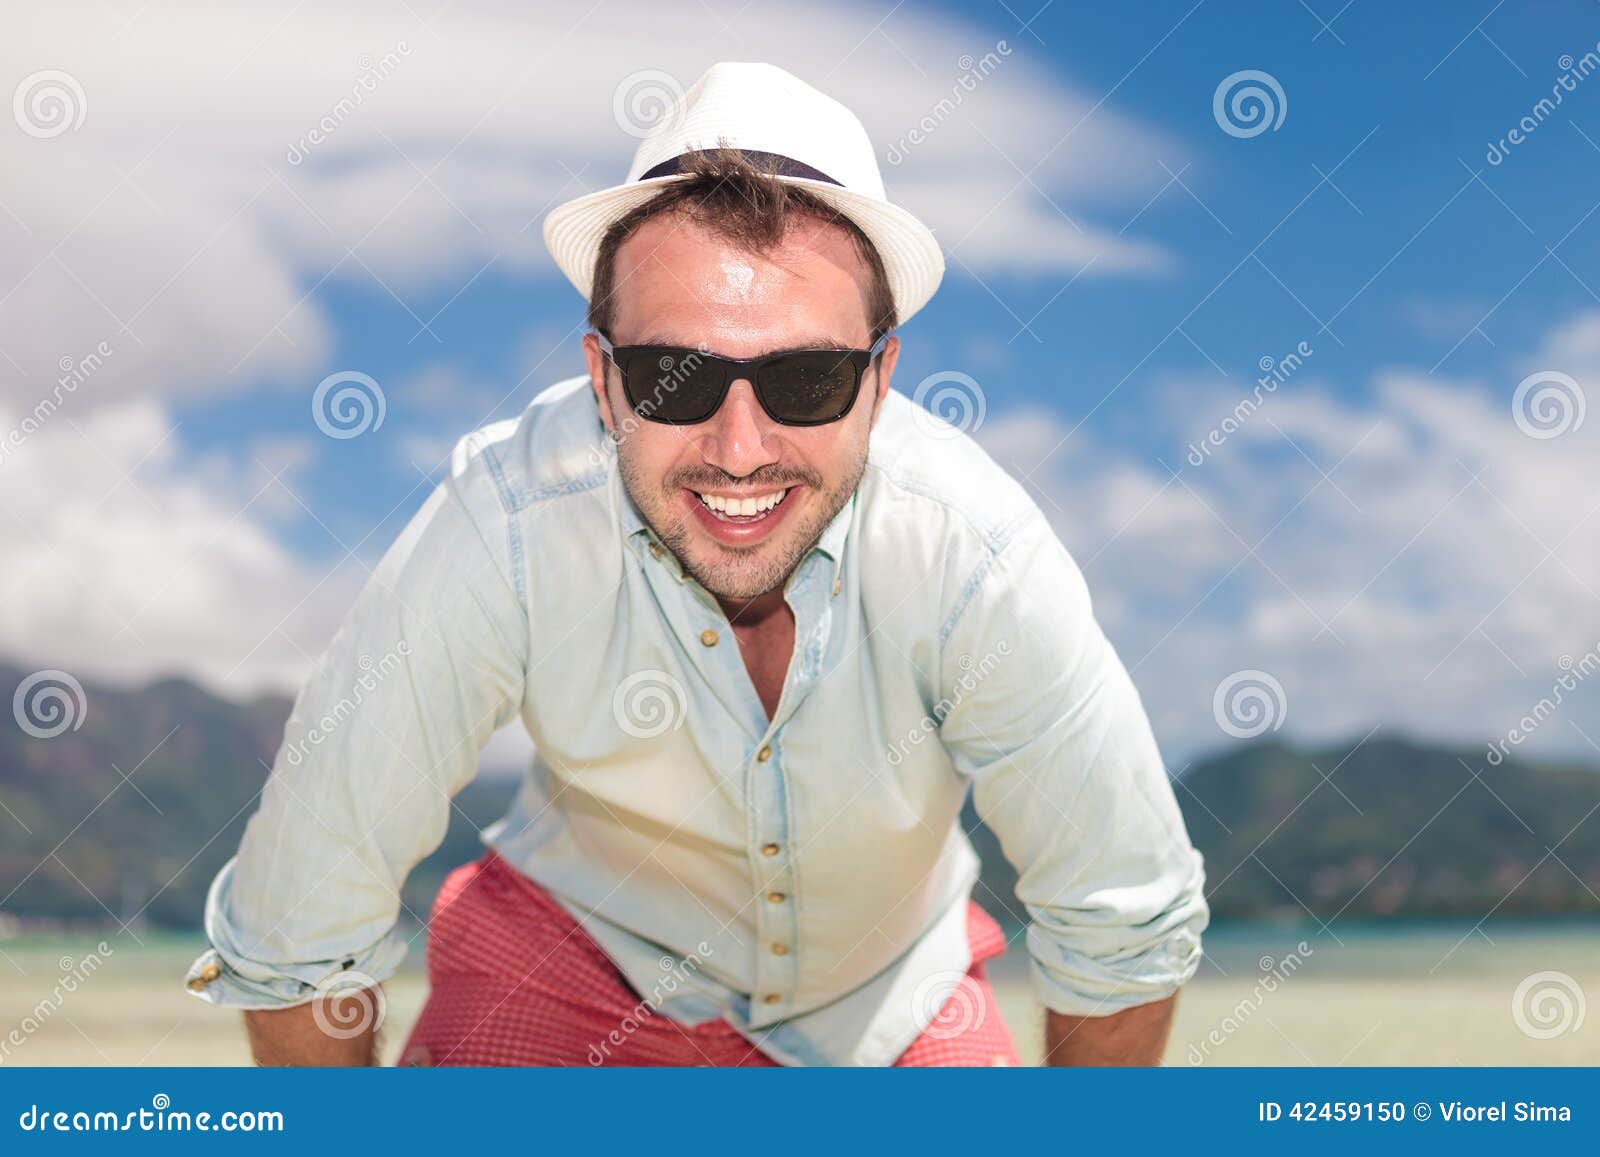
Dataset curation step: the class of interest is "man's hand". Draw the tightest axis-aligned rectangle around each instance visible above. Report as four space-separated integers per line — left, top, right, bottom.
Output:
1043 993 1177 1065
242 987 383 1066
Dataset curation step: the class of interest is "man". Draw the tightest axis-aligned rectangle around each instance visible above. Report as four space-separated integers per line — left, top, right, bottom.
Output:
186 61 1208 1067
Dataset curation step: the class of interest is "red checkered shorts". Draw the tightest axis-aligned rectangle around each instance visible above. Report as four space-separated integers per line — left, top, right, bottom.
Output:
399 850 1020 1066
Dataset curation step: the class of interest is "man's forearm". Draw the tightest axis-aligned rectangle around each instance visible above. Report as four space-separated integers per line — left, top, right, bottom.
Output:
1044 993 1177 1065
242 988 382 1066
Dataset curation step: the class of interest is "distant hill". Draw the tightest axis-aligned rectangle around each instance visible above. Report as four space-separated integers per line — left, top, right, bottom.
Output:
0 664 506 929
3 664 1598 930
967 736 1600 927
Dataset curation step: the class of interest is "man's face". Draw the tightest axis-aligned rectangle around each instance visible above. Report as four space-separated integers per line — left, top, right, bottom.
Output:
584 211 899 603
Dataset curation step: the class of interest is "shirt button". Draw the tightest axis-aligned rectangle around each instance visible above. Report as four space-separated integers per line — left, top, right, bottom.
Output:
770 943 789 956
760 842 780 857
832 577 841 596
756 745 772 762
700 628 719 647
648 542 664 559
763 993 781 1006
767 891 785 904
187 960 221 991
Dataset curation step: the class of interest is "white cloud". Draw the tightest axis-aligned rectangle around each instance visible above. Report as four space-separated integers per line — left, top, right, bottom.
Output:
0 398 359 699
978 316 1600 762
0 0 1188 722
0 0 1181 413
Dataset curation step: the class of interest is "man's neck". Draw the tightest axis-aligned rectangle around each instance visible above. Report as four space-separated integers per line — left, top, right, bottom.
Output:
716 585 789 629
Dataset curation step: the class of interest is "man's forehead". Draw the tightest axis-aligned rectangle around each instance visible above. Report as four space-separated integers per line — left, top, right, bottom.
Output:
618 219 861 282
608 217 873 344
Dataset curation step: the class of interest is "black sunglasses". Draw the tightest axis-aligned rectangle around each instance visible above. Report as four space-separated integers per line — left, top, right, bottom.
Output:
595 331 891 426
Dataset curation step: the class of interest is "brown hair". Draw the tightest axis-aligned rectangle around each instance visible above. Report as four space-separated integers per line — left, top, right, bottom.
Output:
587 146 898 346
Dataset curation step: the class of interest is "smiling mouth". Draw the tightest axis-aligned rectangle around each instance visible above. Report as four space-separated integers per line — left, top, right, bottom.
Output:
691 486 793 523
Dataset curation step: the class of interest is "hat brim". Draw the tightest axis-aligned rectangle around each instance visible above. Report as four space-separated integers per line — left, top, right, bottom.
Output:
542 173 944 329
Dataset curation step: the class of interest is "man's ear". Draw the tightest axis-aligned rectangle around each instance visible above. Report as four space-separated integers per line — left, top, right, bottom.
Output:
582 331 617 433
867 335 900 428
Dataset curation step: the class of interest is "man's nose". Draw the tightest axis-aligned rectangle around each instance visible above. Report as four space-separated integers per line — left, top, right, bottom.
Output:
699 378 778 475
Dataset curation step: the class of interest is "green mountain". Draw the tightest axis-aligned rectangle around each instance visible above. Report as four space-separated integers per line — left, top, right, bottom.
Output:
966 735 1600 927
0 664 505 929
3 665 1598 930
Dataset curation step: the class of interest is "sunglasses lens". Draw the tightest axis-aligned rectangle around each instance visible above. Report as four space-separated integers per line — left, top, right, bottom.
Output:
623 349 724 423
756 351 861 423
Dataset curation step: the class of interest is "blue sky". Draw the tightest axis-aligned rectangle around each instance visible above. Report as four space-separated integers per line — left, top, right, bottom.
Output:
3 0 1599 767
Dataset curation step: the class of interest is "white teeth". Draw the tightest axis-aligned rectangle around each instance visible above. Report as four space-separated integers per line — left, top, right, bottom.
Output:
696 487 789 517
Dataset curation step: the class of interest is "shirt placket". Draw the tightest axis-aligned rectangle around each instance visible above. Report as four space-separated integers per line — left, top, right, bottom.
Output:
633 528 837 1024
743 558 837 1022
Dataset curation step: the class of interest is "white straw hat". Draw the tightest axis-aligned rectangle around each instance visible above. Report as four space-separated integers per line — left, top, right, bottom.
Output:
542 61 945 327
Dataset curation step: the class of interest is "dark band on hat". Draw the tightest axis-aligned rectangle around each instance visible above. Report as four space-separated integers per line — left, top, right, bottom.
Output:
638 148 841 186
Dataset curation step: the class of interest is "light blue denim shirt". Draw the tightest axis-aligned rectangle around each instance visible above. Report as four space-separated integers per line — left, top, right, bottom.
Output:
185 374 1208 1066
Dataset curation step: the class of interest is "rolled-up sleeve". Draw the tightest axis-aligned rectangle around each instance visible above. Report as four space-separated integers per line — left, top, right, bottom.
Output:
184 452 528 1008
937 510 1208 1017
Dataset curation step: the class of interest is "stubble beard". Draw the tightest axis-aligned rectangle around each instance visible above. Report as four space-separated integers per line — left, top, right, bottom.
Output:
618 446 866 602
